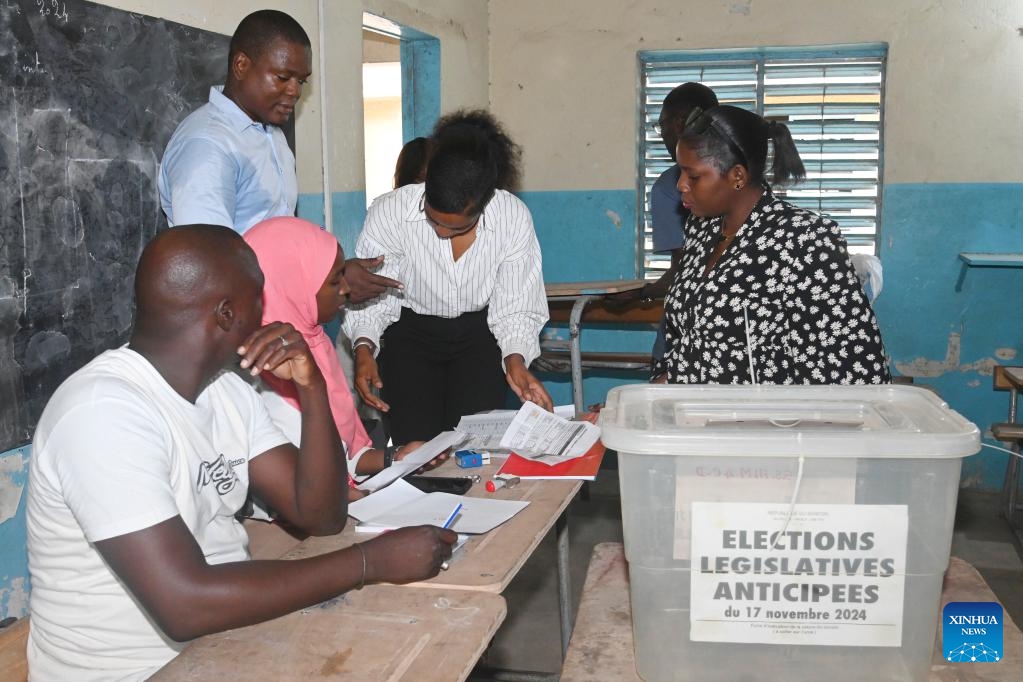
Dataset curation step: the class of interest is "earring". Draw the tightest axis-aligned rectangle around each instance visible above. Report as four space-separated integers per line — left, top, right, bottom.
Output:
734 183 743 191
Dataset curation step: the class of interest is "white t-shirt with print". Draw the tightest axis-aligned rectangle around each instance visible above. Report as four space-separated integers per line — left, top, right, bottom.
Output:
26 347 290 681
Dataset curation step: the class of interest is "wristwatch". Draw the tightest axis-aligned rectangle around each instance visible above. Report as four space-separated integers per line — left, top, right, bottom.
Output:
383 445 398 468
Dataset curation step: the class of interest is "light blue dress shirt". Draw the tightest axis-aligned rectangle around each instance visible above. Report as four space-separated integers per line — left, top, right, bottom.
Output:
649 165 689 363
158 87 297 234
650 165 686 253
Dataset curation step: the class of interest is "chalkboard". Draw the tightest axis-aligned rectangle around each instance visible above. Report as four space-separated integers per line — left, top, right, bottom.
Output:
0 0 229 451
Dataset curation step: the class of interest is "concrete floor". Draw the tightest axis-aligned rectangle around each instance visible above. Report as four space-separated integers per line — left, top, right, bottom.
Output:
471 466 1023 678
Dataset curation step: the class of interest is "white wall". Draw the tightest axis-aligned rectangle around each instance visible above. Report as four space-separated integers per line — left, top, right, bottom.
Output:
488 0 1023 191
321 1 490 193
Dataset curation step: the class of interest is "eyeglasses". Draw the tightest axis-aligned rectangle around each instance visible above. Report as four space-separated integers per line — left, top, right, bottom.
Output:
420 196 482 236
681 107 749 168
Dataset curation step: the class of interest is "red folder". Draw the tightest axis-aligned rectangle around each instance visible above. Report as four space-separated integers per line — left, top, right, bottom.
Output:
496 440 606 480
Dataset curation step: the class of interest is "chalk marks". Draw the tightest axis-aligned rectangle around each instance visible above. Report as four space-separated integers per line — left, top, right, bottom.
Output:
0 0 228 449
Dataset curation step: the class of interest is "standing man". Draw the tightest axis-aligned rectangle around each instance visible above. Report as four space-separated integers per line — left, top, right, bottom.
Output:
158 10 397 303
637 83 718 363
26 225 454 680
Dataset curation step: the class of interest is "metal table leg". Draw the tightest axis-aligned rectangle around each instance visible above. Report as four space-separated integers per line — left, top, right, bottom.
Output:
1003 387 1020 522
556 511 573 658
569 295 596 415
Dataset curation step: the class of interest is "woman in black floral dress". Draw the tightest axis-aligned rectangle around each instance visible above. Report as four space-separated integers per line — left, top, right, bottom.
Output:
655 105 889 385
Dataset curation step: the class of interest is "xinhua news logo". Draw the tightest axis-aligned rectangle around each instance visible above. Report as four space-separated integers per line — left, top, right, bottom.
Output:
943 602 1003 663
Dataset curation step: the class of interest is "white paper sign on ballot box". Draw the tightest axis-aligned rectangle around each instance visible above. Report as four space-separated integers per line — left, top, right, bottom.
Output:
689 502 908 647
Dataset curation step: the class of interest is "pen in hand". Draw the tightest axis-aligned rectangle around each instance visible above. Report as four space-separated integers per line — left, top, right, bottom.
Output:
442 503 462 530
440 503 462 571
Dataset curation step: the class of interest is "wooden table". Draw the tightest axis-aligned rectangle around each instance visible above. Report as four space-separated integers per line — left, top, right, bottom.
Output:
561 543 1023 682
267 459 582 657
544 280 648 414
153 585 505 681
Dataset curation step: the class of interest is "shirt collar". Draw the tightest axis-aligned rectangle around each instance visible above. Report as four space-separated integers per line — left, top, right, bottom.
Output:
208 86 266 134
404 184 492 233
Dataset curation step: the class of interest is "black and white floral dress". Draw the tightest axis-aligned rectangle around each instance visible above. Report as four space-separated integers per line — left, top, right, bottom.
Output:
657 191 890 385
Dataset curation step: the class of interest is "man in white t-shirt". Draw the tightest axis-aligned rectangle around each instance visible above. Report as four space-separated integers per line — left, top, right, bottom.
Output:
26 225 455 681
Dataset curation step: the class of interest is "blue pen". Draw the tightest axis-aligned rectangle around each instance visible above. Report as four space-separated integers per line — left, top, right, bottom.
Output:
442 503 462 530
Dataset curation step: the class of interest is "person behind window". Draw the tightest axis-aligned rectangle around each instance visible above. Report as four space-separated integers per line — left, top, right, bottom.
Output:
655 105 889 385
614 83 718 363
345 110 552 444
394 137 432 188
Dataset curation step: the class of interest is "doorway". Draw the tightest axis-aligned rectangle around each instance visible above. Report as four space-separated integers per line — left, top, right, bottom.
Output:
361 13 440 207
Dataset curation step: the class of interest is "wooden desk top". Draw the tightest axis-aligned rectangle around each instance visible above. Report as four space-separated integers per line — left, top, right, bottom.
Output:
561 543 1023 682
545 279 646 298
152 586 505 682
277 459 582 594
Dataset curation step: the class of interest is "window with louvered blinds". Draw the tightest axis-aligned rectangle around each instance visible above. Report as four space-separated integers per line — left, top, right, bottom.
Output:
639 45 887 279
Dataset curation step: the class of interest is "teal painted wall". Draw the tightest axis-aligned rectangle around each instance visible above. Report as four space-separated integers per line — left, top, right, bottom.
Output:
519 189 638 283
874 183 1023 489
297 191 368 257
518 189 650 408
0 445 31 620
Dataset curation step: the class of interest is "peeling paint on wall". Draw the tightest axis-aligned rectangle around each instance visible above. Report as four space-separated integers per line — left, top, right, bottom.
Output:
0 445 31 620
0 577 29 620
0 452 27 524
995 347 1018 361
894 332 1004 378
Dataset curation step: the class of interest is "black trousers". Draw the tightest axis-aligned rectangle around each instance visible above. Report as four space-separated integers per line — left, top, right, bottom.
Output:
379 307 507 443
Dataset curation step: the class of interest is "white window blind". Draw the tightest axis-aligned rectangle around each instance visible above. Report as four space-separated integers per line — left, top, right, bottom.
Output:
639 46 886 279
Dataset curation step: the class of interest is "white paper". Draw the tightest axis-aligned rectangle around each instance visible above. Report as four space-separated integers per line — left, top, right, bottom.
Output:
356 431 467 492
689 502 908 647
454 408 589 456
455 411 518 450
349 479 530 534
499 401 599 460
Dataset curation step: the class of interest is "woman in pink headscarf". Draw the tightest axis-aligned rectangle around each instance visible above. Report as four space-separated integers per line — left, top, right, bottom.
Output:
244 217 421 487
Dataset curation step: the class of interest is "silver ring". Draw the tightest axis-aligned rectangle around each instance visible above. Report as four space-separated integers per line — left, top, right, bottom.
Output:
440 560 450 571
279 334 289 347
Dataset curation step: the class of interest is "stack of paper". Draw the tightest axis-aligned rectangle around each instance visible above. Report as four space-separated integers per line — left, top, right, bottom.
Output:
457 402 600 463
348 479 530 534
357 403 602 492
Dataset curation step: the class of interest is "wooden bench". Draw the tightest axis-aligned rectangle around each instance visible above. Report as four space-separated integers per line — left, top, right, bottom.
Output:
0 617 29 682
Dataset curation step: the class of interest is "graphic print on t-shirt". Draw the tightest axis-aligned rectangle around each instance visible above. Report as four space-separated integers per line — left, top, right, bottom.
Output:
196 453 241 495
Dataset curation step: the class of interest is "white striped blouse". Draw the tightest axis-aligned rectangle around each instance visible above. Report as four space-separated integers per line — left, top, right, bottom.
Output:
342 183 549 367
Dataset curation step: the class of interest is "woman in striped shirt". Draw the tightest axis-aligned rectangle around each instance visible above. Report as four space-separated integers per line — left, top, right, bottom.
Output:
345 110 552 443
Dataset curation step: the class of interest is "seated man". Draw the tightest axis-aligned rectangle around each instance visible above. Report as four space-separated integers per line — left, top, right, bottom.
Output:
26 225 455 680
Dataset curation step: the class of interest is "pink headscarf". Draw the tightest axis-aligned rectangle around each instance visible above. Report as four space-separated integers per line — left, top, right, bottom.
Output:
243 217 372 461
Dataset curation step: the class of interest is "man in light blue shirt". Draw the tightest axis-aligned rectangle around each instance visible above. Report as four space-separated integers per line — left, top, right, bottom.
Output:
159 85 298 234
159 10 400 303
158 10 310 235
